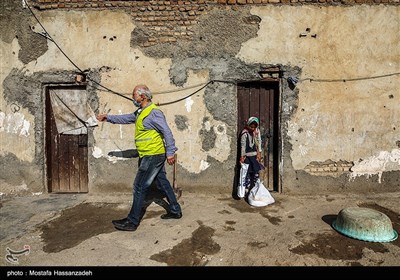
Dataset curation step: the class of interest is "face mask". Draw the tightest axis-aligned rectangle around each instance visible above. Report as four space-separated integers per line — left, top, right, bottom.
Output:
133 100 141 107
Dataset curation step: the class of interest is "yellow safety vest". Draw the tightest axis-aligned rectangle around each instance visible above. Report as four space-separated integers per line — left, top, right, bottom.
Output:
135 103 166 157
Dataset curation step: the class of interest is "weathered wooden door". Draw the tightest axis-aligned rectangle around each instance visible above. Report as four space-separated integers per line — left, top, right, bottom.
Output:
45 86 89 193
237 81 280 192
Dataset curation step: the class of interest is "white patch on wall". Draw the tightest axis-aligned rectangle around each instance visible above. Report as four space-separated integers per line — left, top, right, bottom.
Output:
204 120 211 131
106 154 129 163
349 149 400 183
0 112 30 137
19 120 30 136
92 146 130 163
92 146 104 158
299 145 308 156
0 112 4 132
287 121 300 138
200 159 210 171
185 97 194 112
211 124 230 159
306 130 316 139
118 110 124 139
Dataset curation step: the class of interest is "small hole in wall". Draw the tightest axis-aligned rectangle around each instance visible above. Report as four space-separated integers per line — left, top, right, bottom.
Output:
352 128 354 132
389 94 394 99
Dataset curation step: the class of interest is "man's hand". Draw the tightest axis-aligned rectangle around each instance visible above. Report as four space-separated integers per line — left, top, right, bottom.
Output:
167 155 175 165
96 114 107 122
240 156 246 163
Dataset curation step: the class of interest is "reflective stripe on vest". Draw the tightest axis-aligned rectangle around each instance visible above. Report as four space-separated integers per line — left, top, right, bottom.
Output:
135 103 166 157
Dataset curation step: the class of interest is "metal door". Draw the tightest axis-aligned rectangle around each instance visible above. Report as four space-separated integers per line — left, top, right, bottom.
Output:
237 81 280 192
45 86 89 193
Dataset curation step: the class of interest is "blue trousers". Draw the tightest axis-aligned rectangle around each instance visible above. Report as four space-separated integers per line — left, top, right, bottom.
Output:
128 154 181 225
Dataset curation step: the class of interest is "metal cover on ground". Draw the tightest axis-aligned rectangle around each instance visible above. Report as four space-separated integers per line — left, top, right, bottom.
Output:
332 207 398 242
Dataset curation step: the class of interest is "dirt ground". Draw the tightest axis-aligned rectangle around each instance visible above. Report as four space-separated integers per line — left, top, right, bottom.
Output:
1 187 399 273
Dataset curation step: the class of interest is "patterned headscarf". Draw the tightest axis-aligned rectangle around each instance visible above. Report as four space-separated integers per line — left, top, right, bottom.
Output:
247 116 259 126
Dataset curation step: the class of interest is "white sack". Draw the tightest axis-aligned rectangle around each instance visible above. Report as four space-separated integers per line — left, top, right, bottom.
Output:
248 179 275 207
237 163 249 198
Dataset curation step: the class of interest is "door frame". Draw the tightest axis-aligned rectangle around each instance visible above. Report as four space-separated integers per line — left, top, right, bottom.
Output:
237 80 282 193
43 84 89 193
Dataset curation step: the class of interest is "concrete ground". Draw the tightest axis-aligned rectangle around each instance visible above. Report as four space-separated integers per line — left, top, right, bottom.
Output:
1 188 399 271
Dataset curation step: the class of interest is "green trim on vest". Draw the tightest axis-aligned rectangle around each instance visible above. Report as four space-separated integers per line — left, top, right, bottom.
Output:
135 103 166 157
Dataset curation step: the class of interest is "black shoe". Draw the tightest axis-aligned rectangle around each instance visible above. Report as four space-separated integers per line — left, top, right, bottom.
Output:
161 212 182 220
112 217 130 226
112 218 138 231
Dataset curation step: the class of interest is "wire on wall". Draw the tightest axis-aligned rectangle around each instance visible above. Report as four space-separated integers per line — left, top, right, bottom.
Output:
23 0 400 105
24 0 238 105
301 72 400 83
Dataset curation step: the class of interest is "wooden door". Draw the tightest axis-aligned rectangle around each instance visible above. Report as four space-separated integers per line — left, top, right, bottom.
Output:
45 86 88 193
237 81 280 192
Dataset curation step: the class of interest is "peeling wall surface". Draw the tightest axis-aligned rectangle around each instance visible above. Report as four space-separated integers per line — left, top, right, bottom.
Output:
1 1 399 196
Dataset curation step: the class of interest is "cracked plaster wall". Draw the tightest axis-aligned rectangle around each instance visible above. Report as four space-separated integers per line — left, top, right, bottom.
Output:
1 2 399 196
238 5 400 192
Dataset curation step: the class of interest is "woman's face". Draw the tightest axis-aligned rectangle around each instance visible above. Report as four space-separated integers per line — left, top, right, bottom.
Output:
248 123 257 132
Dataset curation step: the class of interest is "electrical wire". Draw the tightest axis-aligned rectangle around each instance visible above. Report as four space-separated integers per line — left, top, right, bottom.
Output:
24 0 135 102
24 0 237 106
24 0 236 104
301 72 400 83
23 0 399 104
156 81 212 106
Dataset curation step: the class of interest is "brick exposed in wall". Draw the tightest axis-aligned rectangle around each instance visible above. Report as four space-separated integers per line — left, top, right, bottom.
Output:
304 160 354 177
29 0 400 47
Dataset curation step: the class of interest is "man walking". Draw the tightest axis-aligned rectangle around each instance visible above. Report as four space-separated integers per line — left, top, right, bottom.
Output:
96 84 182 231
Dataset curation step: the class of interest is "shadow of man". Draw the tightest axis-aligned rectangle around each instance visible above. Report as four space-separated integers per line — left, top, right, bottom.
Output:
108 149 139 158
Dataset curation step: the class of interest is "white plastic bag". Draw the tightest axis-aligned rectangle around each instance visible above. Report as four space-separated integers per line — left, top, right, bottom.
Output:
237 163 249 198
248 179 275 207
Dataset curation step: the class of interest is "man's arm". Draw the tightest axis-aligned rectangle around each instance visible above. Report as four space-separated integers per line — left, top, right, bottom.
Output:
96 112 137 124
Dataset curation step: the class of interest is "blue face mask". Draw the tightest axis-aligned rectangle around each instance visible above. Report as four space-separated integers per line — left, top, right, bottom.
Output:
133 100 141 107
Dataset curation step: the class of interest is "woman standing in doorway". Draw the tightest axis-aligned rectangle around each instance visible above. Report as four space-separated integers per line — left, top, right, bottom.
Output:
239 116 263 194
